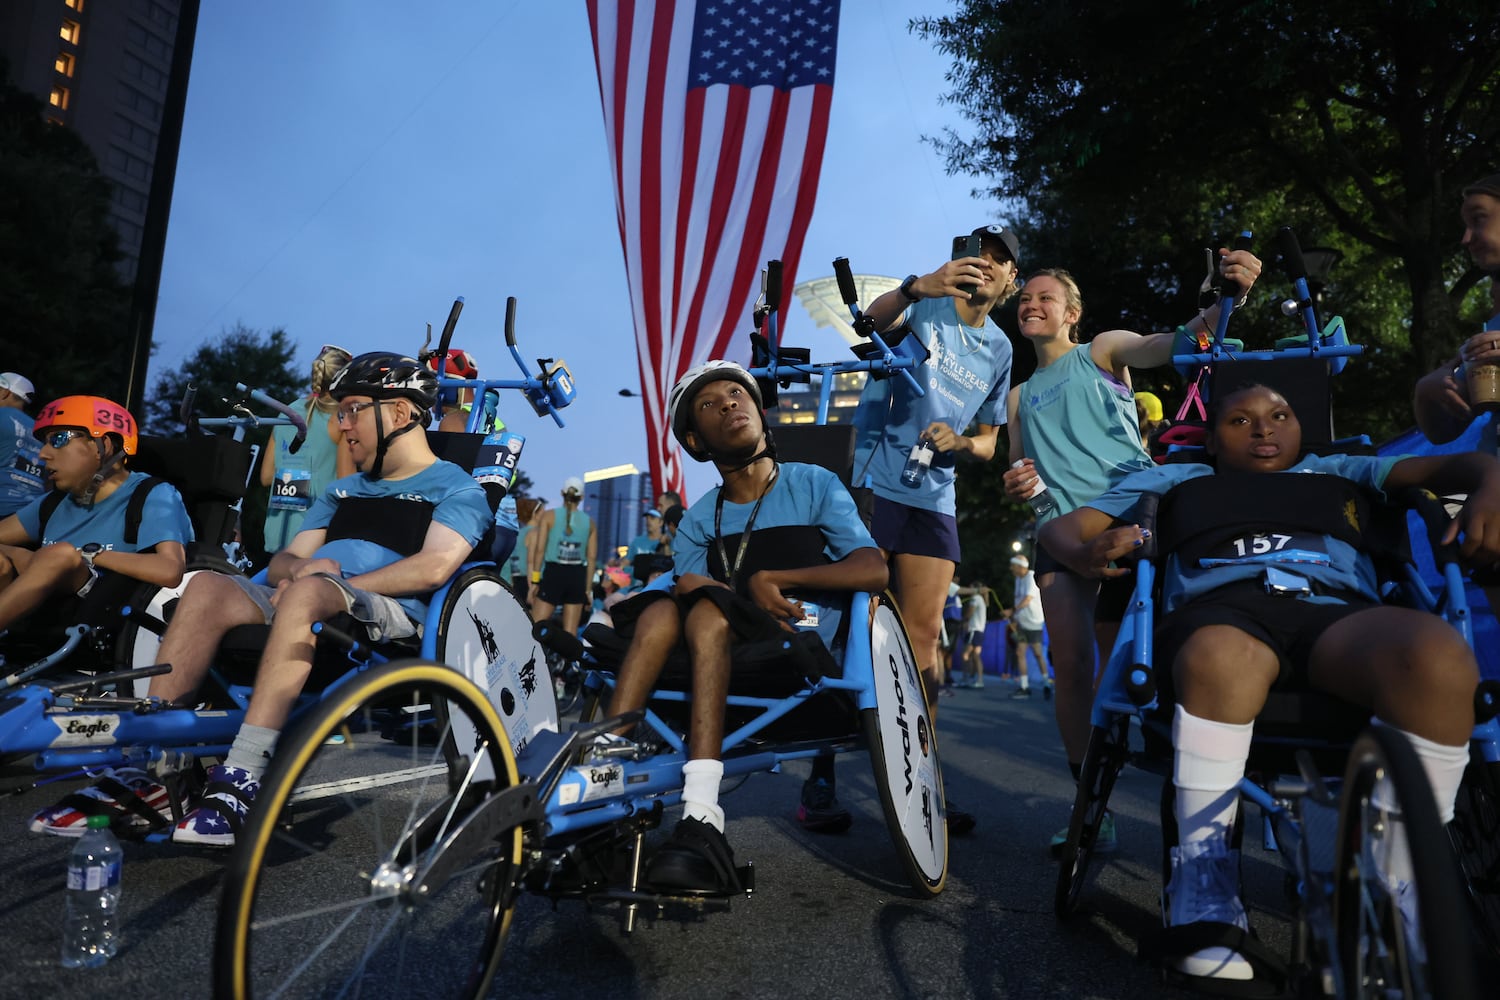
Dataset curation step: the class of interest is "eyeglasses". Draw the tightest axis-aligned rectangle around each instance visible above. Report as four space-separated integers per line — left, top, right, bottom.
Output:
335 400 395 424
43 428 88 449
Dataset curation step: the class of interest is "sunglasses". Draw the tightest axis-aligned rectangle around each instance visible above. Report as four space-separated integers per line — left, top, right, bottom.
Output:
43 428 89 449
319 343 353 360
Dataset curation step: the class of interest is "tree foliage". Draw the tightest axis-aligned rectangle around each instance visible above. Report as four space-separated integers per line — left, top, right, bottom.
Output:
916 0 1500 433
0 58 132 403
145 324 304 434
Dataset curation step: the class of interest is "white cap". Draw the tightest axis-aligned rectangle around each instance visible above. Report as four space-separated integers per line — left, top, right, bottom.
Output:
0 372 34 403
1010 555 1029 569
563 476 584 496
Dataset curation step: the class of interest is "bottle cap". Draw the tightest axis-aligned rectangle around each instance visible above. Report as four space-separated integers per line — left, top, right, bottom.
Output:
86 814 111 830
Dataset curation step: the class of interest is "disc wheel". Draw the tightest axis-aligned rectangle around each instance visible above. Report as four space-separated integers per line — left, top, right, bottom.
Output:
1334 725 1479 1000
1054 717 1129 918
215 660 523 1000
863 591 947 898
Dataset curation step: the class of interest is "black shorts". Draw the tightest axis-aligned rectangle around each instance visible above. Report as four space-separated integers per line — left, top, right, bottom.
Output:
1154 580 1377 694
1033 539 1133 622
869 495 962 563
537 563 587 606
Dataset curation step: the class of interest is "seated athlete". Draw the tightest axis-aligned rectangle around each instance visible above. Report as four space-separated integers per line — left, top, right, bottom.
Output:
1038 382 1500 986
596 361 887 892
29 353 491 844
0 395 192 637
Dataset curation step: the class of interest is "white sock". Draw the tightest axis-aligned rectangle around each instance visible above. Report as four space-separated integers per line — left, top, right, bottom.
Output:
1368 720 1470 886
224 724 279 779
1018 667 1030 691
1173 705 1253 854
681 758 726 832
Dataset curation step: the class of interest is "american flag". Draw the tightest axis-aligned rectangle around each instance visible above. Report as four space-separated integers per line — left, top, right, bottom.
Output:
587 0 840 500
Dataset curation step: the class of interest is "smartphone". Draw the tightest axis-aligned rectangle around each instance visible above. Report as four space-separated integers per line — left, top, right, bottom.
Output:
952 234 981 299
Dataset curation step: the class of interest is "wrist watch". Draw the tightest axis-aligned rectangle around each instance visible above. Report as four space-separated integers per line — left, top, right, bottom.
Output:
76 542 103 597
78 542 104 570
898 273 921 303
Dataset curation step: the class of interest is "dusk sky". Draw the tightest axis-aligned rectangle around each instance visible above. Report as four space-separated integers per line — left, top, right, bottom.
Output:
153 1 1003 505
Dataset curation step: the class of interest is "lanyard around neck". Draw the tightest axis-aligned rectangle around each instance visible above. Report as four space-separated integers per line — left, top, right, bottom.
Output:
713 464 779 591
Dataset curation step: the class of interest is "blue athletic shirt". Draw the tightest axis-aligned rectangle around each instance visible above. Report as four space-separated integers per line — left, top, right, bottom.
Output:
1084 453 1403 612
15 471 194 552
0 407 44 516
300 460 491 622
852 296 1012 516
1019 344 1153 520
675 462 877 650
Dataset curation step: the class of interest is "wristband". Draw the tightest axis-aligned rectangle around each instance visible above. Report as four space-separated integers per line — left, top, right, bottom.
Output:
76 565 100 598
530 570 541 583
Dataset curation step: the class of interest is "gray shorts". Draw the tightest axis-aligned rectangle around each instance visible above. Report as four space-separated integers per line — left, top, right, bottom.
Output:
1014 626 1044 645
228 572 421 644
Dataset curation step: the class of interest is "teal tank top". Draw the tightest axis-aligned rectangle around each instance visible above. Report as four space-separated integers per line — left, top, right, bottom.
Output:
543 506 591 565
263 396 344 551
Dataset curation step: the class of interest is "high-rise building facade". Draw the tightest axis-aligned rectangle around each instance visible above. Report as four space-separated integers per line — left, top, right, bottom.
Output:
1 0 200 410
584 464 654 563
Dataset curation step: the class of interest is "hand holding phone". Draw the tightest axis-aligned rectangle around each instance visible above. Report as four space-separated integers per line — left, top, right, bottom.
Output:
951 234 981 300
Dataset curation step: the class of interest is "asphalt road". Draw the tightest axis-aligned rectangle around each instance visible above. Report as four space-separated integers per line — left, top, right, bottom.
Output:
0 680 1298 999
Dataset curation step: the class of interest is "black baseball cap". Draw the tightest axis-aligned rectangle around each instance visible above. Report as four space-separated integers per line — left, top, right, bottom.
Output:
970 225 1020 265
1463 173 1500 200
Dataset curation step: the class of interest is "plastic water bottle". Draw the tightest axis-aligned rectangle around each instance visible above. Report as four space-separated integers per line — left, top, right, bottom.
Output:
1011 460 1057 518
900 440 934 488
61 814 122 968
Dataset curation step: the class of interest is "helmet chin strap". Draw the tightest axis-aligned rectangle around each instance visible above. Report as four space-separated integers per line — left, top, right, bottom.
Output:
366 404 422 479
709 425 777 475
75 440 126 509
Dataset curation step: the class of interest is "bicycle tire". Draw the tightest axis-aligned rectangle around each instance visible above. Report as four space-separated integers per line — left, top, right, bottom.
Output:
1333 725 1479 1000
1054 718 1129 919
214 660 523 1000
862 592 947 898
1449 750 1500 965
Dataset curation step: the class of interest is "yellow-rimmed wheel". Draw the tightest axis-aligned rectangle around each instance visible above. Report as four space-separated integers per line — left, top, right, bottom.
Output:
215 660 522 999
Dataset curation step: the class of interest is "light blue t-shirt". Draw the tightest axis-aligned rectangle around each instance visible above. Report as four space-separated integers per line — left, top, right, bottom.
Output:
543 507 592 566
300 460 491 622
1085 453 1402 612
852 296 1012 515
1019 344 1153 520
0 408 44 516
16 471 194 552
676 462 877 649
263 397 344 552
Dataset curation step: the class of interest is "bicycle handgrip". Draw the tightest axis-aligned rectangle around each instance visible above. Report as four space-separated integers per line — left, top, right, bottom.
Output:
1214 231 1254 298
179 385 198 428
533 620 584 660
765 260 783 312
505 296 517 348
435 296 464 362
238 384 308 453
1276 227 1307 283
833 257 858 305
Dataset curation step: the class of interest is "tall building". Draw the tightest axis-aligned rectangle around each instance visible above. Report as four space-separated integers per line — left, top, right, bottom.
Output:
584 464 654 562
765 370 866 425
1 0 200 410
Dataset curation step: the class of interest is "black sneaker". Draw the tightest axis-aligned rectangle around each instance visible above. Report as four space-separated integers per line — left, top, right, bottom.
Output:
1042 682 1053 701
1008 687 1031 699
797 777 853 834
946 802 977 836
645 817 743 894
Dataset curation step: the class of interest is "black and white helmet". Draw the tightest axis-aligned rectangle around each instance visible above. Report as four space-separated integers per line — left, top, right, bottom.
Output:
667 360 763 462
328 351 439 415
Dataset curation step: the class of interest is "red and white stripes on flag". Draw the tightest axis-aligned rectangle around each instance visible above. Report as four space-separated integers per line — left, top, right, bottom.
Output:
586 0 839 501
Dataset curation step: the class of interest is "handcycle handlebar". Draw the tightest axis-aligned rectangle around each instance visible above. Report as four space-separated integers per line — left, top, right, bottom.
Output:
238 383 308 453
830 256 925 399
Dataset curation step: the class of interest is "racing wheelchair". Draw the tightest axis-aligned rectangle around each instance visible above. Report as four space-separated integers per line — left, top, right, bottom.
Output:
0 297 573 834
211 259 953 999
1052 230 1497 999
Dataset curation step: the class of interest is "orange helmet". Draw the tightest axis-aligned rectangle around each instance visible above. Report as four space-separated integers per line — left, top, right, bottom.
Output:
33 395 138 456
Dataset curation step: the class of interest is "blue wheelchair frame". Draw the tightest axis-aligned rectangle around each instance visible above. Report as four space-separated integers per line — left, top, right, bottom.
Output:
211 260 955 999
0 300 574 807
1054 228 1495 998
